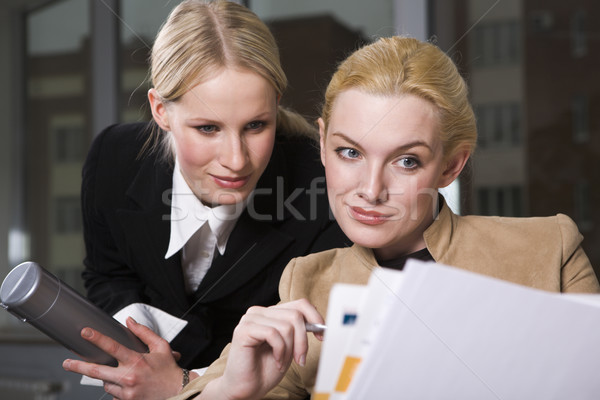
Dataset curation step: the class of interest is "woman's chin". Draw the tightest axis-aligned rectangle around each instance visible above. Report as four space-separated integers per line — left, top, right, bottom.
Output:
346 233 387 250
201 189 251 207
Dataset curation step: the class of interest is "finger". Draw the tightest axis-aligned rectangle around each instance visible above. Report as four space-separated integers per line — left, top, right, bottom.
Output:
312 329 325 342
274 300 324 365
280 299 325 340
102 381 123 399
80 327 137 364
243 308 305 367
281 307 310 367
246 301 323 325
278 299 325 325
63 358 119 383
126 317 170 353
243 301 325 366
234 314 292 370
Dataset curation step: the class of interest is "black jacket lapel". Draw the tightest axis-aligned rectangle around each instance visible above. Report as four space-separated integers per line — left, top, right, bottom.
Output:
117 153 189 311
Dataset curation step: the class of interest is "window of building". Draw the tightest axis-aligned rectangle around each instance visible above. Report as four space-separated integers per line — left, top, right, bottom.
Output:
477 186 523 217
574 180 592 230
54 196 82 234
530 10 554 33
475 102 521 148
52 120 86 163
572 93 589 143
477 187 490 216
474 105 485 147
509 103 521 145
119 0 171 122
472 21 520 67
571 9 587 58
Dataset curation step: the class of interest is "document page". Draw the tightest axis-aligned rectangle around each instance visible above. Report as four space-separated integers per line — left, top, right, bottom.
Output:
343 260 600 399
313 284 365 400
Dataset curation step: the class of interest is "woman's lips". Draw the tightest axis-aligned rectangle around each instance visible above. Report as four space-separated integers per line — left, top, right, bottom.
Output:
348 206 390 225
212 174 250 189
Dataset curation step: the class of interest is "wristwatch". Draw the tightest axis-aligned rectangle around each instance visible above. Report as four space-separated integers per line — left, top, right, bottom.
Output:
182 368 190 389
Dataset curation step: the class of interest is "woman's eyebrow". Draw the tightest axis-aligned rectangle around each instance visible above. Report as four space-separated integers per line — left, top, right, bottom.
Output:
396 140 434 153
331 132 362 148
185 110 275 125
331 132 433 153
185 117 219 125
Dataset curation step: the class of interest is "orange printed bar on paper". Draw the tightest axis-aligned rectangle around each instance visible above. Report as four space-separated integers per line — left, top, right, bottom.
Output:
334 356 362 392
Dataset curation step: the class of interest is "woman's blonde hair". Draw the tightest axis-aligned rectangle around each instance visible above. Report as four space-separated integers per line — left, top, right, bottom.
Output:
145 0 316 158
321 36 477 158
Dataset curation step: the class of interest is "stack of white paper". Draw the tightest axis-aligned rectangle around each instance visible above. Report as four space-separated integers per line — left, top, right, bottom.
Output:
314 259 600 400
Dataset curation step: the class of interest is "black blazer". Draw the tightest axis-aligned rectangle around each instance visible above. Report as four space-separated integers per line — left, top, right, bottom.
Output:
81 122 348 368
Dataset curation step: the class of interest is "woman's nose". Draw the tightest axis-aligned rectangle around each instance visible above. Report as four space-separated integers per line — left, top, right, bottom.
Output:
219 132 248 171
357 166 388 204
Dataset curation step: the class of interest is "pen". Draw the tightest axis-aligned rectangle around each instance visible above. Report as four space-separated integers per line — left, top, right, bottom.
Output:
305 322 327 333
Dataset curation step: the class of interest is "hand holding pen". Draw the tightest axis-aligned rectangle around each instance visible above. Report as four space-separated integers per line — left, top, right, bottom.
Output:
198 298 325 400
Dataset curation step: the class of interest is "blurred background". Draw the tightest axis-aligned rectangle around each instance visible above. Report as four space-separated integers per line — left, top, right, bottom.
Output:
0 0 597 398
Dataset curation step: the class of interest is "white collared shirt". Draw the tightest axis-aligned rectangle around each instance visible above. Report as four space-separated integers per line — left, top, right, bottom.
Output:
165 159 244 294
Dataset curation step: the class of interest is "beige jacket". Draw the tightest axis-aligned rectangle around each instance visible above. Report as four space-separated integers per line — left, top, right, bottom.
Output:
172 203 600 400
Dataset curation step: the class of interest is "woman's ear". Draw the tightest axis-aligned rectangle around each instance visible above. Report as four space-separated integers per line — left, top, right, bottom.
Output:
318 118 326 167
438 147 470 188
148 88 170 131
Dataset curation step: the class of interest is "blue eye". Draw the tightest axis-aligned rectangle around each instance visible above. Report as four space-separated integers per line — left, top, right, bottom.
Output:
246 121 265 130
336 147 361 159
398 157 419 169
196 125 218 134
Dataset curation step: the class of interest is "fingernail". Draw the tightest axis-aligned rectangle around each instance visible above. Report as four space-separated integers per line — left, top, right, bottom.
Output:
298 354 306 367
81 328 92 338
63 360 70 369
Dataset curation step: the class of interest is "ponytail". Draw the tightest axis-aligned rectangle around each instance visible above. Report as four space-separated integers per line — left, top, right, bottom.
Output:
276 106 319 142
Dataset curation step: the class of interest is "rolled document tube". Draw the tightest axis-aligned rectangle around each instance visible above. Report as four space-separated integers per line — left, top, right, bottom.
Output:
0 261 147 366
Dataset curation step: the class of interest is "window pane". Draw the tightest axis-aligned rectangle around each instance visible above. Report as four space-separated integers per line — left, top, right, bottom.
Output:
511 186 522 217
54 196 82 234
474 106 487 148
572 94 589 143
477 188 490 216
252 0 392 120
510 103 521 145
24 0 89 292
119 0 173 123
571 9 587 57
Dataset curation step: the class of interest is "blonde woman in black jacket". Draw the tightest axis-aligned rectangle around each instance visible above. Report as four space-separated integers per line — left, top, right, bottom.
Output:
61 1 346 399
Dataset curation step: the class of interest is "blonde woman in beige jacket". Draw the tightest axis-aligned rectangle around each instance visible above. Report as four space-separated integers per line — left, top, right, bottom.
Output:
177 35 599 399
